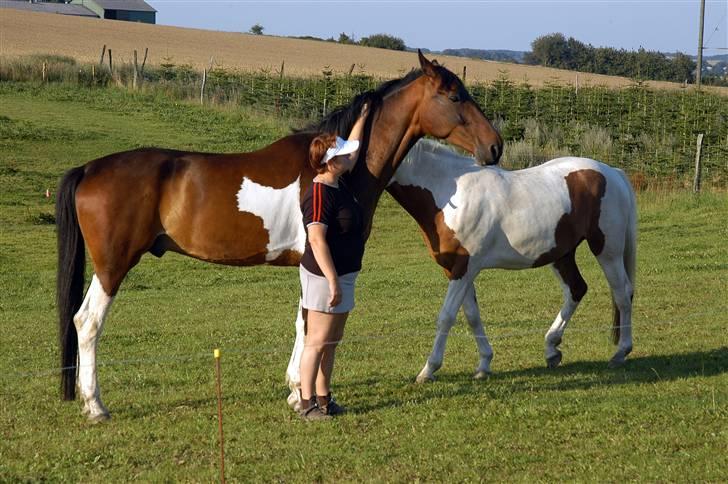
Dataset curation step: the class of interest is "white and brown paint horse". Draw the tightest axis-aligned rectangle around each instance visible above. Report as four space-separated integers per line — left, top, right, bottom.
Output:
56 51 503 421
385 139 636 381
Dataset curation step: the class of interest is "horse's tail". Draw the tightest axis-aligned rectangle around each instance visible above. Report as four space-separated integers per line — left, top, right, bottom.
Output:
612 169 637 345
56 166 86 401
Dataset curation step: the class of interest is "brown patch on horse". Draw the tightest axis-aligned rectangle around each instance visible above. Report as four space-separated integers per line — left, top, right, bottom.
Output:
387 182 469 280
532 169 607 268
553 250 588 302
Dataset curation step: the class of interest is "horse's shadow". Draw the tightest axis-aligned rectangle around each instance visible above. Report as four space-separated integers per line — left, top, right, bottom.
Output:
346 347 728 414
111 347 727 419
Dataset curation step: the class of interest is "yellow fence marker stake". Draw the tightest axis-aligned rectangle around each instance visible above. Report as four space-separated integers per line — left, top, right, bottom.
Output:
214 348 226 484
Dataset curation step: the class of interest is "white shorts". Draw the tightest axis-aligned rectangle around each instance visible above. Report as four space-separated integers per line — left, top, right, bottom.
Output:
299 264 359 314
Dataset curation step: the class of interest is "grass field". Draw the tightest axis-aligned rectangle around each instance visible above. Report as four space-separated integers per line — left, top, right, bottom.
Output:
1 82 727 481
3 8 728 94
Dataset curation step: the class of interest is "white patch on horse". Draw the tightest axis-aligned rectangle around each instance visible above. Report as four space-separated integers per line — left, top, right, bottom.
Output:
74 274 114 421
237 176 305 260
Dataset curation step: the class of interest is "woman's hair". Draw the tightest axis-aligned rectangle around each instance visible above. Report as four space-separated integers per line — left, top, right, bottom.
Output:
309 133 337 174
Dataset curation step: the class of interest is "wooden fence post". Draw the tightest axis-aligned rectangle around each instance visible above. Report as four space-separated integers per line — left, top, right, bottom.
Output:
141 47 148 76
462 65 467 83
693 133 704 193
133 50 139 90
42 61 47 82
348 63 355 76
108 49 113 74
99 44 106 65
200 67 207 105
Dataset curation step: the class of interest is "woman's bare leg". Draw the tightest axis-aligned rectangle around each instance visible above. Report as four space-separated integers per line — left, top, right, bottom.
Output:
300 310 348 401
316 312 348 397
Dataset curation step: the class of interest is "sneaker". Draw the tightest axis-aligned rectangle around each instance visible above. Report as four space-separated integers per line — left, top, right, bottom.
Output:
299 404 332 421
318 395 346 416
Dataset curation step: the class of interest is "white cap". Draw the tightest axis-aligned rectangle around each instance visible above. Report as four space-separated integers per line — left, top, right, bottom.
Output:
322 136 360 164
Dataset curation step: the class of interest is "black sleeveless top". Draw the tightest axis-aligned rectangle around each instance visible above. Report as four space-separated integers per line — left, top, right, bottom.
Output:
301 181 365 276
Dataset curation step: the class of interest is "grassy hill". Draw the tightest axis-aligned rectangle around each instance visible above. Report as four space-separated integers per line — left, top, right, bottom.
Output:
3 8 727 93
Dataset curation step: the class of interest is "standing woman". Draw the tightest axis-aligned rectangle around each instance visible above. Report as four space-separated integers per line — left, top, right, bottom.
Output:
298 105 368 420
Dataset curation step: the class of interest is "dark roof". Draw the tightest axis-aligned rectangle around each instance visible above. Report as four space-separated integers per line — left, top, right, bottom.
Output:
0 0 98 17
91 0 156 12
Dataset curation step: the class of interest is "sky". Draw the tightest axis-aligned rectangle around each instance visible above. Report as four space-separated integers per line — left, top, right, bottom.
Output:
146 1 728 56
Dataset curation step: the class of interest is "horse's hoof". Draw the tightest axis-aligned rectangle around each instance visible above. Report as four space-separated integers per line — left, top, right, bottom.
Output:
415 374 435 384
546 351 563 369
87 412 111 424
608 356 626 368
473 370 491 380
287 391 301 411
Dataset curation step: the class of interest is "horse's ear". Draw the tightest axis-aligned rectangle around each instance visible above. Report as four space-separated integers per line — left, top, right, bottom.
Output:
418 49 437 78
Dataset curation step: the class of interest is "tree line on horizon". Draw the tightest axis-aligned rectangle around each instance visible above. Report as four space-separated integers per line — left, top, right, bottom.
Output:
249 24 407 51
524 33 698 84
249 24 726 86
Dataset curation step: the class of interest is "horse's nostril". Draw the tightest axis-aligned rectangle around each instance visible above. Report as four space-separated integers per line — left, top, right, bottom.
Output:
490 144 502 164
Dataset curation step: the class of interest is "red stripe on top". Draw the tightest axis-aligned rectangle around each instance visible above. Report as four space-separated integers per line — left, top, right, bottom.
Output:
316 183 323 222
313 183 320 222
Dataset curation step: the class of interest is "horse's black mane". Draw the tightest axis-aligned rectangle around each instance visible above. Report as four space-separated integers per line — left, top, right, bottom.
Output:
297 69 425 138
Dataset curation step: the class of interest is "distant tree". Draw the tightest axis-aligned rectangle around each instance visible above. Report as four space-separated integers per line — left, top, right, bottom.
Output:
524 33 569 67
338 32 354 45
525 32 697 83
249 23 264 35
359 33 406 51
671 52 697 83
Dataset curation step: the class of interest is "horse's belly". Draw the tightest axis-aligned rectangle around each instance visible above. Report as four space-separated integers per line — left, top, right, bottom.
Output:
469 222 560 270
162 175 306 266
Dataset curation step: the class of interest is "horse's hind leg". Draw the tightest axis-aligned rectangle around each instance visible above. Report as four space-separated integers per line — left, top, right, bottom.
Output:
596 254 633 367
285 301 305 411
74 274 115 422
545 250 588 368
461 283 493 378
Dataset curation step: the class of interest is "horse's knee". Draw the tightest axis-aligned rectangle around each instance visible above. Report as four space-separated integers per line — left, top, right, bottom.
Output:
436 316 456 333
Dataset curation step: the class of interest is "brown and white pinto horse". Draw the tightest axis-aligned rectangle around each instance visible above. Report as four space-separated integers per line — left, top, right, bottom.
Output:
56 51 503 421
384 139 636 381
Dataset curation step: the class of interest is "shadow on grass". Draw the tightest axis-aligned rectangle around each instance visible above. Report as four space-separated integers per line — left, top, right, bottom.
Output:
347 346 728 414
103 347 726 419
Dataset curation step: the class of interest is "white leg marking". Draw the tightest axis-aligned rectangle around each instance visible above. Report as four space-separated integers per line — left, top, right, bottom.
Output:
598 256 634 366
416 276 475 383
544 265 581 367
461 283 493 377
285 301 305 411
73 275 114 422
236 176 305 260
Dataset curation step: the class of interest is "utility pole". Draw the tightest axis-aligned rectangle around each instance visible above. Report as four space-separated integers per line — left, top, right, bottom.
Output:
696 0 705 88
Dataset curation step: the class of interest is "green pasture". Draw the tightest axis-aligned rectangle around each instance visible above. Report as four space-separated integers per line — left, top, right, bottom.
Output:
1 83 726 481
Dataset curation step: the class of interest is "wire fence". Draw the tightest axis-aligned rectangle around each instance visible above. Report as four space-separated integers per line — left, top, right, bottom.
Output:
6 305 726 382
1 54 727 188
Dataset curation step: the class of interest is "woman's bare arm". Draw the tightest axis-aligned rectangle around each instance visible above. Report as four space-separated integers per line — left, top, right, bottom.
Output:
307 224 342 307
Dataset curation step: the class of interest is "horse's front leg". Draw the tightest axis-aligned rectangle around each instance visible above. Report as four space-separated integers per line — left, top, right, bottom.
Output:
285 301 305 411
416 275 475 383
461 283 493 379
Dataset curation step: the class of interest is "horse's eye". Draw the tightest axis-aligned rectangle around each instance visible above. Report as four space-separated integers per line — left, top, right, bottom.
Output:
449 94 460 103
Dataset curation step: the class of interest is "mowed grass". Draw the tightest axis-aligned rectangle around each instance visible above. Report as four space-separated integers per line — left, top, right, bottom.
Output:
1 82 726 481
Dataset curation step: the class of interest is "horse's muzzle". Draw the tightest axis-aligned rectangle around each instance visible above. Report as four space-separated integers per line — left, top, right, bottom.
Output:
476 142 502 166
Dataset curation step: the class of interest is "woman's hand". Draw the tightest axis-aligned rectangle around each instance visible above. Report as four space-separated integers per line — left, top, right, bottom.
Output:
328 278 342 308
359 102 369 119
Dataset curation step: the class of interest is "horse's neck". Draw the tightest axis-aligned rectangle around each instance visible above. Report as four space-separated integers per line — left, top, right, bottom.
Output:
347 84 423 231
